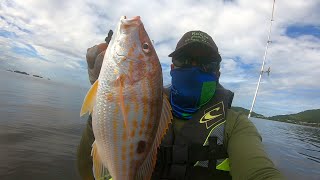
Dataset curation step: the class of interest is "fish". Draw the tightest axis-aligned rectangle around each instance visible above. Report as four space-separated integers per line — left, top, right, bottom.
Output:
80 16 172 180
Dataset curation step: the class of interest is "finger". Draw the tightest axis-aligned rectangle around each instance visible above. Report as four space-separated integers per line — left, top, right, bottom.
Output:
93 50 106 78
96 43 108 54
86 45 98 69
86 43 108 69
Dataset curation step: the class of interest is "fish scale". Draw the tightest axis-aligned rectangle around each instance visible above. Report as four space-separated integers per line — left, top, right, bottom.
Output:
80 16 172 180
101 81 149 178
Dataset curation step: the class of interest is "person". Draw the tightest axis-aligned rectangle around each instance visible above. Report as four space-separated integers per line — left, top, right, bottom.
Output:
77 30 284 180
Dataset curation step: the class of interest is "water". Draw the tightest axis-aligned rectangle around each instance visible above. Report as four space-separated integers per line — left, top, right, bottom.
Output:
0 70 319 180
251 118 320 180
0 70 88 180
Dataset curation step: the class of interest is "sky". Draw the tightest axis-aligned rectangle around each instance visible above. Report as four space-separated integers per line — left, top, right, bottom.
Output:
0 0 319 116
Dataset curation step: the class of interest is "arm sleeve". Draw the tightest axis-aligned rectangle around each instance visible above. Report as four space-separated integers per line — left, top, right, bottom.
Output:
224 110 285 180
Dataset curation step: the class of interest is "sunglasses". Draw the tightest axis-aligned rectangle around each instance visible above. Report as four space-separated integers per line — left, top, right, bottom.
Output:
173 56 220 73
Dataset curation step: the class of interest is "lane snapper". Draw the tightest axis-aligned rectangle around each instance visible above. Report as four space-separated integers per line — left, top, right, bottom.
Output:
80 16 172 180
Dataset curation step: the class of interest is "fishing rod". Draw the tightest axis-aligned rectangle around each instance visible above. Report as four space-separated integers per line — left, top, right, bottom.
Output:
248 0 275 118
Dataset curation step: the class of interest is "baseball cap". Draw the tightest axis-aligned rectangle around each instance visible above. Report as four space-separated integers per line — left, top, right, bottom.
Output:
169 31 222 64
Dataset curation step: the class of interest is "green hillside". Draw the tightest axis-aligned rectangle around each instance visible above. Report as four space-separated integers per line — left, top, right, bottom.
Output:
231 106 266 118
231 107 320 127
267 109 320 124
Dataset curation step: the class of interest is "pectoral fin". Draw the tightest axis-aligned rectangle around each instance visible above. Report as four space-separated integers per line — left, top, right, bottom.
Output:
80 80 99 117
136 94 172 179
91 141 110 180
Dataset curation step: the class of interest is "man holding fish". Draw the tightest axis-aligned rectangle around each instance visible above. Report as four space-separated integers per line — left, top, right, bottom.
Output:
78 16 284 180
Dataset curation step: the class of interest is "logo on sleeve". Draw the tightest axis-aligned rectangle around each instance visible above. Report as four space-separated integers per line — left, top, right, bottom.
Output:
199 102 225 129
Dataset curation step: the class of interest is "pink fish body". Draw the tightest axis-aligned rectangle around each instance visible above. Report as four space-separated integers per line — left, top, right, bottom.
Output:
81 16 172 180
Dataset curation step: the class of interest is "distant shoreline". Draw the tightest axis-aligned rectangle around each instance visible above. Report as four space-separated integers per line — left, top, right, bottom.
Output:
232 106 320 128
6 69 50 80
256 117 320 128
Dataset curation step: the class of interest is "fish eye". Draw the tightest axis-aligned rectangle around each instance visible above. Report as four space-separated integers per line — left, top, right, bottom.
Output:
143 43 149 49
142 43 150 53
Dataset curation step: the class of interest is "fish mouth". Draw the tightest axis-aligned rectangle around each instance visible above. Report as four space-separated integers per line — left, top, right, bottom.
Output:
120 16 141 26
115 16 144 62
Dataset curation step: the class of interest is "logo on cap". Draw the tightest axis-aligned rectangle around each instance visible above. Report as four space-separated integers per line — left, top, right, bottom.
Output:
184 32 210 46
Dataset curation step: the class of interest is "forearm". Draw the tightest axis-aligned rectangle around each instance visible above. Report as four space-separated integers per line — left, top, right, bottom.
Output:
225 110 284 180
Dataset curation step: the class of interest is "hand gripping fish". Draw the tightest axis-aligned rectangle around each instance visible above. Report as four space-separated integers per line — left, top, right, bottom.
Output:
80 16 172 180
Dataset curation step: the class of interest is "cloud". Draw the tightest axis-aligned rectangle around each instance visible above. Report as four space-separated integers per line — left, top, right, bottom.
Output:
0 0 319 115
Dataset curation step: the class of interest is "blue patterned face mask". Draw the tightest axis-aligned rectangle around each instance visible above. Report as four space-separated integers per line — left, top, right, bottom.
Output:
170 67 218 119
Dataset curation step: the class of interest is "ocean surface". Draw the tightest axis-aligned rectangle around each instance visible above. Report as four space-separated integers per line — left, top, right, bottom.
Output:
0 70 319 180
